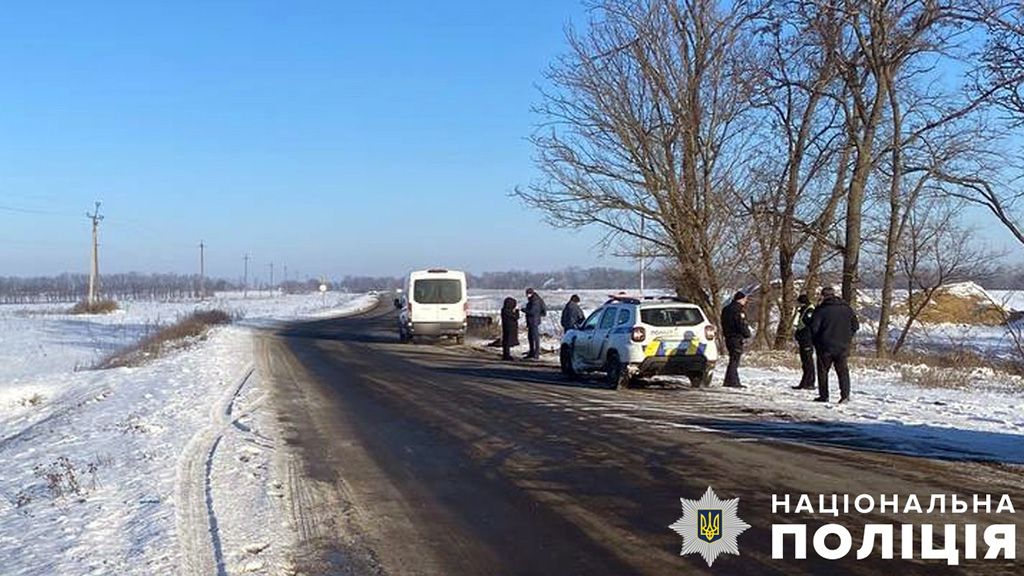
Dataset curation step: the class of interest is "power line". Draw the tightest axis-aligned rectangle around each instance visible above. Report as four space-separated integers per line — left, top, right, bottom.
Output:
0 204 61 215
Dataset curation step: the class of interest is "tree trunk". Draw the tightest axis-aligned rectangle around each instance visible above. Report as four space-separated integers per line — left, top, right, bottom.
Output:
774 249 795 349
841 144 870 306
875 83 904 358
842 90 887 305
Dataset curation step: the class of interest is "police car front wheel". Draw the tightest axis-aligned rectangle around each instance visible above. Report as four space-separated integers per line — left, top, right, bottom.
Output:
605 353 631 390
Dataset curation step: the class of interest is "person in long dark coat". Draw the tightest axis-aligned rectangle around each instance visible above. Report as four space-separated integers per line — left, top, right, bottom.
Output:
720 291 752 388
809 286 860 403
523 288 547 359
792 293 817 390
500 297 520 361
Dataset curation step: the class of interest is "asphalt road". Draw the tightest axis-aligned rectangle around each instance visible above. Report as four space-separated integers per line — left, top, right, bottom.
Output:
258 299 1023 576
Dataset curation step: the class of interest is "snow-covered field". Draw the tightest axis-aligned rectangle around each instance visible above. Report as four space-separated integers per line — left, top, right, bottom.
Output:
0 291 377 576
857 287 1024 361
0 291 374 381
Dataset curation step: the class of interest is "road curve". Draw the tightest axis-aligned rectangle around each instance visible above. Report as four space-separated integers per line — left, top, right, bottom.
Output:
258 299 1023 576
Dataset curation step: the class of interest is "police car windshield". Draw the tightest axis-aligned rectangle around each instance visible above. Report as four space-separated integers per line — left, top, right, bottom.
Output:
641 307 703 327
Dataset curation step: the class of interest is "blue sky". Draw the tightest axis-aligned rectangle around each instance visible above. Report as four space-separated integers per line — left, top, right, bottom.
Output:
0 1 610 280
1 2 1018 282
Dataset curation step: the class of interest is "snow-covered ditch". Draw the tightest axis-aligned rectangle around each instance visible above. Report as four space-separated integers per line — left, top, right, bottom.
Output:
0 291 377 576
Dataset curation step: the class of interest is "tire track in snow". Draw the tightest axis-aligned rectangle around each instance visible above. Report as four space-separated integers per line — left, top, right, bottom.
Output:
175 366 255 576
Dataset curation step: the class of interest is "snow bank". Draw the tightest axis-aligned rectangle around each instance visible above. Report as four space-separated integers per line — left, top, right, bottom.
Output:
942 281 995 301
0 291 374 576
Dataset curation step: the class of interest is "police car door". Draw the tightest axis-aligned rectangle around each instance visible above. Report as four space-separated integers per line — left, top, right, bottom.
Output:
587 306 619 364
574 308 605 367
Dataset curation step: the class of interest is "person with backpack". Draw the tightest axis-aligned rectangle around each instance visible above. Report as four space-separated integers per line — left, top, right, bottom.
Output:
523 288 547 359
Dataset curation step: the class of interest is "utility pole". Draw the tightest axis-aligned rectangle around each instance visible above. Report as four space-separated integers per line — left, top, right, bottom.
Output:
86 202 104 306
199 241 206 299
243 253 250 298
269 262 274 295
639 214 646 296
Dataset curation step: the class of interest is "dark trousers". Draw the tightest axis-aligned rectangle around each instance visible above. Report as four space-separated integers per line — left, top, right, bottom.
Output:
798 345 816 388
724 338 744 386
816 349 851 400
527 321 541 358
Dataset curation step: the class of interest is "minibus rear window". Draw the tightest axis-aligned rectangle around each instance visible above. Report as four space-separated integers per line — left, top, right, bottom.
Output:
412 279 463 304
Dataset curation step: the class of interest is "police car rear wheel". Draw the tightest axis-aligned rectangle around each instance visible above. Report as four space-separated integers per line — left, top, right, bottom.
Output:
688 373 711 388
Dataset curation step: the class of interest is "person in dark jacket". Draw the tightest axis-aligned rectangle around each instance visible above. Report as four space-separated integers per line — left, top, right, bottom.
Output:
500 297 520 361
792 293 817 390
809 286 860 403
720 291 752 388
560 294 585 334
523 288 547 359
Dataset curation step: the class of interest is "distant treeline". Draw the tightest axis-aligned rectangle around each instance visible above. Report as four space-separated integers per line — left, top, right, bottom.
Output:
2 264 1019 305
337 267 670 292
0 273 235 304
274 264 1024 294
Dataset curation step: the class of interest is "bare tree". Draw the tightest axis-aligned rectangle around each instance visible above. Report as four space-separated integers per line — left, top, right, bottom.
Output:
872 85 997 356
751 1 855 347
818 0 998 306
516 0 764 314
890 198 993 356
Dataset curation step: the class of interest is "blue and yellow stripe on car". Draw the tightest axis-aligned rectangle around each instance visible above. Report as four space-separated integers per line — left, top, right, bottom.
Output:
644 339 706 357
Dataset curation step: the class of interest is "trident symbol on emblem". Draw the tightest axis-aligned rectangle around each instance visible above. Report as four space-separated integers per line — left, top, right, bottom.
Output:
699 510 721 542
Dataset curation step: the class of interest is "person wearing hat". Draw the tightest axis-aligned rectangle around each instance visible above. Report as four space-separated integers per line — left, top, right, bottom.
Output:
792 293 817 390
809 286 860 403
720 291 752 388
560 294 585 334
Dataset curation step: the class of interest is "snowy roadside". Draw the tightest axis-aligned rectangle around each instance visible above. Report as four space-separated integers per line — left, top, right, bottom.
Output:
469 335 1024 465
705 363 1024 462
468 286 1023 464
0 292 377 576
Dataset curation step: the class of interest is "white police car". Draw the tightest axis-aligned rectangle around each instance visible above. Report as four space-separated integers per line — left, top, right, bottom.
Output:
559 295 718 389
